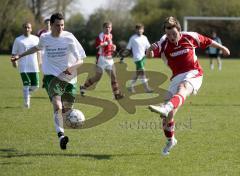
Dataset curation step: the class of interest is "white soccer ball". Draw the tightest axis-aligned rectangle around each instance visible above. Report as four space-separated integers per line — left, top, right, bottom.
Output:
65 109 85 128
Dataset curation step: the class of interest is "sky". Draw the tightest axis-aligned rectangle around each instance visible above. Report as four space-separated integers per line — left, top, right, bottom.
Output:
76 0 109 18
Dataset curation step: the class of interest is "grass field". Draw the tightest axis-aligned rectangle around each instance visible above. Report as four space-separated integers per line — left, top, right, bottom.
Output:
0 55 239 176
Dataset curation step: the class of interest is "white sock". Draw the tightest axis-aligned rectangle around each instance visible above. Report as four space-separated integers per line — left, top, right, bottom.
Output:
140 77 150 90
210 64 214 70
59 136 65 141
23 86 30 105
165 102 174 113
218 63 222 70
130 79 137 88
54 111 64 134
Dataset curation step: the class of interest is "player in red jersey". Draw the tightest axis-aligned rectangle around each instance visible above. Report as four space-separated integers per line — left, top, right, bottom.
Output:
80 22 124 100
147 16 230 155
36 19 51 37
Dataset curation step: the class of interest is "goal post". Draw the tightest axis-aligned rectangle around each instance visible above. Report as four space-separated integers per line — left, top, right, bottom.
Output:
183 16 240 31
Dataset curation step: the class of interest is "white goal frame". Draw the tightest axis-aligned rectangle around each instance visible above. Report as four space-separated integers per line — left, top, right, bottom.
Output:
183 16 240 31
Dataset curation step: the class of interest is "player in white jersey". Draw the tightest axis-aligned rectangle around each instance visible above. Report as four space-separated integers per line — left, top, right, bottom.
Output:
11 22 40 108
11 13 86 150
147 17 230 155
126 23 153 93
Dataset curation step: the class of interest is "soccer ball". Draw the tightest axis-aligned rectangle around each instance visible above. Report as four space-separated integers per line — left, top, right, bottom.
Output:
65 109 85 128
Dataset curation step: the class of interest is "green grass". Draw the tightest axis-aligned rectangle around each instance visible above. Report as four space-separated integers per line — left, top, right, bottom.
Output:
0 55 239 176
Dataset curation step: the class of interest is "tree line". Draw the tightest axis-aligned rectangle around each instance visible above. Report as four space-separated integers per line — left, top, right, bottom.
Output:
1 0 240 57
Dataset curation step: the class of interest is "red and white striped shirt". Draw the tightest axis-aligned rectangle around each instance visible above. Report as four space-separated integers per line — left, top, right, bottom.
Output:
96 32 114 57
154 32 213 79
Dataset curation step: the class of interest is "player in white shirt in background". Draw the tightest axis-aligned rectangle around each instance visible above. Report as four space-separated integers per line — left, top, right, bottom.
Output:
11 13 86 150
126 24 153 93
147 16 230 155
11 22 41 108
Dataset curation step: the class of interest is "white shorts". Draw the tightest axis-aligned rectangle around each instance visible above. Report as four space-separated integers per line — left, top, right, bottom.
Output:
168 70 203 96
97 56 114 70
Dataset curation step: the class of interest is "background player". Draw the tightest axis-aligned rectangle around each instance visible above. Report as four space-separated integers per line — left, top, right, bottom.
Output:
126 23 153 93
11 13 86 150
11 22 40 108
80 22 124 100
207 31 222 70
147 16 230 155
37 18 51 37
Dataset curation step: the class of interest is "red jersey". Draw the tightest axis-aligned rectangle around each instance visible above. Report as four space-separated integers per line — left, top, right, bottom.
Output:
154 32 213 79
37 29 48 37
96 32 114 57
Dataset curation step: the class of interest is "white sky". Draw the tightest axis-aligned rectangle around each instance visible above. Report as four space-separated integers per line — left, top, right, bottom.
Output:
76 0 109 18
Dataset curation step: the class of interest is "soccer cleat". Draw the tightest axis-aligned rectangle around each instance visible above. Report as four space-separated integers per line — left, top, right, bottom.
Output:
60 136 69 150
24 103 30 109
127 86 136 93
148 104 173 117
114 93 124 100
162 138 177 156
79 86 86 96
145 88 154 93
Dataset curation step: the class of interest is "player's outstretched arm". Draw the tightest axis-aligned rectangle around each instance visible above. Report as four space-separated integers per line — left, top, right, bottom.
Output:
11 46 40 62
146 42 159 58
209 41 230 56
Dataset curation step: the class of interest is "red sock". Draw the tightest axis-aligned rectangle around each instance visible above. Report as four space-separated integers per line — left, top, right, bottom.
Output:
170 93 185 109
162 118 175 139
111 81 120 95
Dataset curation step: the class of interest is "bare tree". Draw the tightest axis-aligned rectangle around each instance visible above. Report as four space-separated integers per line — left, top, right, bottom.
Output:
26 0 75 22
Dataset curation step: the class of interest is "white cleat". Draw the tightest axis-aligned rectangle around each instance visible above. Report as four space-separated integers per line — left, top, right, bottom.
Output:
148 104 172 117
127 87 136 93
162 138 177 156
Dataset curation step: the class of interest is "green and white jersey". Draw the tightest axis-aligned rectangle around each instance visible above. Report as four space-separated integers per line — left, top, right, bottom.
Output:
127 34 150 62
12 34 39 73
36 31 86 84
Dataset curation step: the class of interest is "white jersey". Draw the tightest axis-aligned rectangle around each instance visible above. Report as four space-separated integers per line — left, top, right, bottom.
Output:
12 34 39 73
127 34 150 62
36 31 86 84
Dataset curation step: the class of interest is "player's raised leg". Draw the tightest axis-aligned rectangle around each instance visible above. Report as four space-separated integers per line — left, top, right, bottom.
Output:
80 67 103 96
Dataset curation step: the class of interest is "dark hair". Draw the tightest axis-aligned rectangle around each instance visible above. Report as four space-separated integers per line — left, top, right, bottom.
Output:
22 22 31 28
103 21 112 28
135 23 144 29
163 16 181 31
44 18 50 24
50 13 64 24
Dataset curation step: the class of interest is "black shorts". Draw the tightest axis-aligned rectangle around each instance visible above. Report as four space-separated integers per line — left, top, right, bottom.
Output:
209 54 220 58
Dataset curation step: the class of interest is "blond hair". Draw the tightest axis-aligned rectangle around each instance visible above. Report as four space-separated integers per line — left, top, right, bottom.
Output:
163 16 181 31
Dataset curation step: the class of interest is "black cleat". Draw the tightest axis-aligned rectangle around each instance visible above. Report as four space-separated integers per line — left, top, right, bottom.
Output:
80 86 86 96
60 136 69 150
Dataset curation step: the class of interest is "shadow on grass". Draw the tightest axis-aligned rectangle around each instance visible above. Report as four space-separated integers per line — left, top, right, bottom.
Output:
0 161 32 165
0 148 159 161
31 96 48 100
189 103 240 107
0 106 22 109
